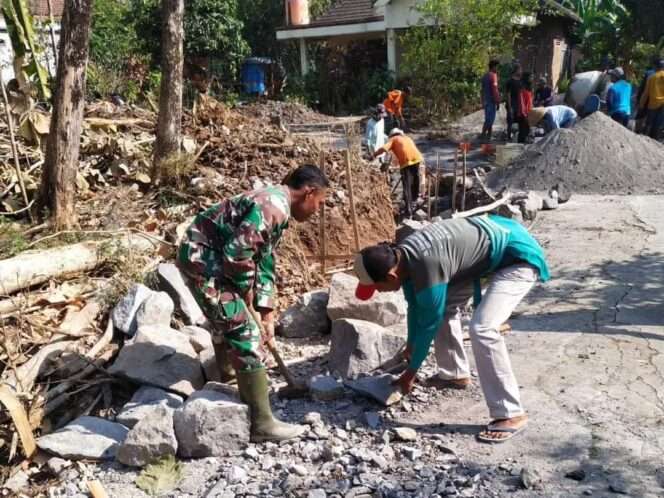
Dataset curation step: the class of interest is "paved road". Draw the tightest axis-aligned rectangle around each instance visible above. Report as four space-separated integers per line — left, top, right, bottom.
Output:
395 195 664 497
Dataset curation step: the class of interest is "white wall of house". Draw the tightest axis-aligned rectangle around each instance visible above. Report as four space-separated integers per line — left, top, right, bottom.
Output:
382 0 427 29
0 17 61 82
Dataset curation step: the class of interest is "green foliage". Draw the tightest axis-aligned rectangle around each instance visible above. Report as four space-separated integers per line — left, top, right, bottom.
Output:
1 0 50 101
90 0 138 69
560 0 632 67
130 0 249 79
400 0 537 117
135 456 184 496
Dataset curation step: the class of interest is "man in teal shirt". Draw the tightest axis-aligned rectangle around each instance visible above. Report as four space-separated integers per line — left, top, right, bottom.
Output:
606 67 632 127
353 215 549 443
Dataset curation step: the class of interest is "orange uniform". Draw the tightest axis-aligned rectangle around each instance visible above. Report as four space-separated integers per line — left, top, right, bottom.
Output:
383 135 423 168
383 90 406 117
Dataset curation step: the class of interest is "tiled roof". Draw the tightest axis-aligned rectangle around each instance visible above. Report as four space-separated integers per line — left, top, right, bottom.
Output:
310 0 383 27
29 0 65 18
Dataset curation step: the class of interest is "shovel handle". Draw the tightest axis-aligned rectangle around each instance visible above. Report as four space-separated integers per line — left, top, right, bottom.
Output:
248 307 300 388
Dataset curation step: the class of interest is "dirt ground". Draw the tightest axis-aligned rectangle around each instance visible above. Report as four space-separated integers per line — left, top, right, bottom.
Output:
397 194 664 497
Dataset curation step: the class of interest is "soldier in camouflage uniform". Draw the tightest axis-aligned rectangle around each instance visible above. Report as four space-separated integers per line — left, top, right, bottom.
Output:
177 164 329 442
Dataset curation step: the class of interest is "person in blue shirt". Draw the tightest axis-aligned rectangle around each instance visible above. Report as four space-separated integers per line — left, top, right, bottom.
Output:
353 215 549 443
528 105 578 134
606 67 632 127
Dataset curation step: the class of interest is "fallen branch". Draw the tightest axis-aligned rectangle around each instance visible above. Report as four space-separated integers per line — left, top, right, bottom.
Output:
452 193 512 219
0 233 163 295
3 340 78 393
0 385 36 458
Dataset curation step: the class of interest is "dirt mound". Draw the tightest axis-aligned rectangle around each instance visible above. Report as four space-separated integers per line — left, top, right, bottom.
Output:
238 100 333 125
488 112 664 194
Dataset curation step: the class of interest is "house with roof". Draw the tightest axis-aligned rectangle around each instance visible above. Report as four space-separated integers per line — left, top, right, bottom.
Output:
0 0 64 80
276 0 580 89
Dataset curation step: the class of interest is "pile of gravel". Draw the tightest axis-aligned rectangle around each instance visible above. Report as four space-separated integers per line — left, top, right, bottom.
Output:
488 112 664 194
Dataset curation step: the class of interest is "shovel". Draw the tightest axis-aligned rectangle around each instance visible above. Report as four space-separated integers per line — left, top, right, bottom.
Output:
248 307 310 398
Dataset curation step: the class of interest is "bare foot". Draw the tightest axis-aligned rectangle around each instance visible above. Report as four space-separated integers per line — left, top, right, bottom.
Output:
477 414 528 443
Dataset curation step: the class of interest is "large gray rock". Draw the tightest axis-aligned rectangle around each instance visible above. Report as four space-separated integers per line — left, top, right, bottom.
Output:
111 284 153 336
116 406 178 467
345 374 403 407
327 273 406 327
108 325 205 396
135 291 174 330
174 390 250 458
328 319 405 379
180 325 213 353
156 263 207 326
37 416 129 460
308 374 344 401
199 346 220 383
116 386 183 428
277 290 330 338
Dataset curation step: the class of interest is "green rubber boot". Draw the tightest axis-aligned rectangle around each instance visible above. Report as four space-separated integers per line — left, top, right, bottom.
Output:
236 368 305 442
213 342 236 383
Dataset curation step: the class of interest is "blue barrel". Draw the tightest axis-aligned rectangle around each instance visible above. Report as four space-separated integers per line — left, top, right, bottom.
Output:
242 59 268 95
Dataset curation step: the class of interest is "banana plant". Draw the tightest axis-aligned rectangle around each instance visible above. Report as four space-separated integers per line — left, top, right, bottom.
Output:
1 0 51 101
560 0 629 43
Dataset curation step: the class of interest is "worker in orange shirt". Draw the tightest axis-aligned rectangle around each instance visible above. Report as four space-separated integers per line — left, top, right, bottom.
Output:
372 128 424 219
383 86 412 130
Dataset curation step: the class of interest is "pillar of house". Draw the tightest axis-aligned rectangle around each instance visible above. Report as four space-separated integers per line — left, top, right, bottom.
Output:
386 28 397 74
299 38 309 76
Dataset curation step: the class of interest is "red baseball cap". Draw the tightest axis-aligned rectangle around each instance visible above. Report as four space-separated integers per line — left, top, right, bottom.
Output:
353 253 377 300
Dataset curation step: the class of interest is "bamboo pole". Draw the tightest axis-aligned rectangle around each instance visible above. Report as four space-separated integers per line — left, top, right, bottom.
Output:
0 73 34 222
319 150 327 273
46 0 58 68
435 151 440 217
452 149 458 213
345 149 361 252
461 146 468 212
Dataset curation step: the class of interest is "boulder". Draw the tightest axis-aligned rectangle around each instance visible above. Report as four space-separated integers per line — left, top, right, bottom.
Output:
517 192 544 221
308 375 344 401
108 325 205 397
345 374 402 407
116 386 183 428
327 273 406 327
116 406 178 467
395 219 429 242
156 263 207 326
328 319 405 379
174 390 250 458
111 284 153 336
199 346 221 383
277 290 330 338
180 325 213 353
135 291 174 330
37 416 129 460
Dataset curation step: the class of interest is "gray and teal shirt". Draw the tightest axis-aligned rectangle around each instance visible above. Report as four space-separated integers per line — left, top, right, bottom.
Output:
400 215 550 371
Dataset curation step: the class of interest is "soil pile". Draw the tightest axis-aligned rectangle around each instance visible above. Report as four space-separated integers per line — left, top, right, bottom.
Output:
238 100 333 124
488 112 664 194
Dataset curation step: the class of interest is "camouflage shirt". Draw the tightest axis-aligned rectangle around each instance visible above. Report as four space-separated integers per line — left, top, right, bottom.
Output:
177 185 291 310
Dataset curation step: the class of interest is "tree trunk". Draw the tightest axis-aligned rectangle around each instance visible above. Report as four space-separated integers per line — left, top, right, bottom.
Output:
40 0 93 230
152 0 184 183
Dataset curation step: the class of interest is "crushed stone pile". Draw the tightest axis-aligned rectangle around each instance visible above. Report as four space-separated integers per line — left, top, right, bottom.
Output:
488 112 664 194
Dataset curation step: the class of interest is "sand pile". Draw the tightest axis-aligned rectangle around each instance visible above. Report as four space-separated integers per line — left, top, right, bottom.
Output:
488 112 664 194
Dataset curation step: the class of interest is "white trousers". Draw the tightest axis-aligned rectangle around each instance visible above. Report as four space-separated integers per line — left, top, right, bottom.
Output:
433 263 538 419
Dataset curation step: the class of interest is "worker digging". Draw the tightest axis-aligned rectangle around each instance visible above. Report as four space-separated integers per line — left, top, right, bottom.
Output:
176 164 329 442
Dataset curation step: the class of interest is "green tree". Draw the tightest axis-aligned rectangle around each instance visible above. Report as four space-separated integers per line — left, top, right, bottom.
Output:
400 0 537 118
130 0 249 78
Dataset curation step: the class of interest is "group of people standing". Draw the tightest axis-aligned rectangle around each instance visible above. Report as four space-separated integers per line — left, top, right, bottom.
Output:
481 60 577 143
481 57 664 142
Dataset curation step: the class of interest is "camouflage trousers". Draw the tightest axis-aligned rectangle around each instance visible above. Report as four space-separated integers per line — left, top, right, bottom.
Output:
185 273 266 372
